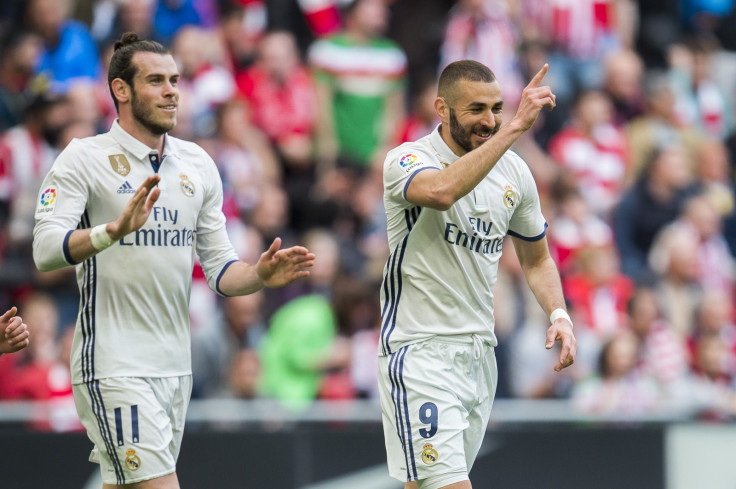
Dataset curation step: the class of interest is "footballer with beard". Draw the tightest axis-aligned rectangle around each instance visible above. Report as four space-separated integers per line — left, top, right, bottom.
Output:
32 33 314 489
377 60 577 489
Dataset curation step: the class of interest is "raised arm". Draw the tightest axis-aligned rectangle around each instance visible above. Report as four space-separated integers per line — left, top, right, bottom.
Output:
512 235 576 372
406 65 556 210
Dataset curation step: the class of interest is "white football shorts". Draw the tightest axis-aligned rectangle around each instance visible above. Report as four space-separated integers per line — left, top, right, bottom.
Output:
72 375 192 485
378 335 497 489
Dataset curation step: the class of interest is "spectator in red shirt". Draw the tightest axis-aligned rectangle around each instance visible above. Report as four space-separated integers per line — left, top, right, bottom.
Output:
236 30 318 170
548 89 628 218
563 245 635 338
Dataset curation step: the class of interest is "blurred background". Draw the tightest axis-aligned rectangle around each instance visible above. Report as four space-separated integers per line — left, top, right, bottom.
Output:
2 0 736 487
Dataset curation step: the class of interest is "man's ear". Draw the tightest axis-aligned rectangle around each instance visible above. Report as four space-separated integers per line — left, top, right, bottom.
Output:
435 97 448 120
111 78 131 105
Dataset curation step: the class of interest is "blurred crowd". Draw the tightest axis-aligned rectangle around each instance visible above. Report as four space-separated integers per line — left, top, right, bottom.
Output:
3 0 736 431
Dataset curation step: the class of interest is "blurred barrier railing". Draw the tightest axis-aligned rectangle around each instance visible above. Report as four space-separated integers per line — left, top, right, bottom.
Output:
0 398 704 427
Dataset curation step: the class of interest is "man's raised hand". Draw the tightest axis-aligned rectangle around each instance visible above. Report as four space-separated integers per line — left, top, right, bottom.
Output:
511 64 557 132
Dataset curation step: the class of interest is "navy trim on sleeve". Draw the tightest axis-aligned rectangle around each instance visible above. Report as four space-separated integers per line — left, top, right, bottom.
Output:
215 259 238 296
63 229 76 264
402 167 437 201
507 222 548 242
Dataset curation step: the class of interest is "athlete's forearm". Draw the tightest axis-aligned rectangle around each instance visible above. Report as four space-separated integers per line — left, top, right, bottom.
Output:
65 224 118 264
522 255 567 318
513 237 567 317
216 261 265 297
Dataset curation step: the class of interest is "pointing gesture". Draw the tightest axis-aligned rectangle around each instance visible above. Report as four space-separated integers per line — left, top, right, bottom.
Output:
527 63 549 89
511 63 556 132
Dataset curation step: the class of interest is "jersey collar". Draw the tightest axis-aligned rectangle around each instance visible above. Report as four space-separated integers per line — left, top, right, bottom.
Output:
109 119 178 161
428 123 460 165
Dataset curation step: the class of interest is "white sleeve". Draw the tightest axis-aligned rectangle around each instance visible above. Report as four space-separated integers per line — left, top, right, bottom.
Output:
32 141 91 271
383 148 440 208
194 154 239 295
507 154 547 241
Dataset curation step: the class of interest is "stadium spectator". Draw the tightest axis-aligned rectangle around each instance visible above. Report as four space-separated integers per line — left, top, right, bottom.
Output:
688 289 736 370
0 85 71 278
688 334 736 420
650 193 735 296
24 0 100 89
1 293 81 432
191 292 267 398
546 179 614 274
96 0 167 50
693 138 736 256
669 36 734 141
259 230 349 408
648 224 703 337
226 347 261 399
308 0 408 172
572 330 660 417
171 25 237 138
398 75 441 144
601 48 646 125
614 145 699 281
236 30 318 170
547 89 628 217
0 30 43 132
624 71 705 181
563 245 635 338
153 0 204 42
626 286 690 391
219 2 262 73
201 97 280 217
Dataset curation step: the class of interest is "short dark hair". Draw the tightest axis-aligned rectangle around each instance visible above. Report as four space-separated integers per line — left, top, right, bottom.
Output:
438 60 496 104
108 32 169 111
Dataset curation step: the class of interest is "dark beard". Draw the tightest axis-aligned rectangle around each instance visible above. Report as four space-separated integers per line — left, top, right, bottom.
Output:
449 108 499 153
449 108 474 153
131 89 175 135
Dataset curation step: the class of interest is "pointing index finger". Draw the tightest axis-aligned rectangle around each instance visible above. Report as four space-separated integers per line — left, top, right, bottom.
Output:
527 63 549 89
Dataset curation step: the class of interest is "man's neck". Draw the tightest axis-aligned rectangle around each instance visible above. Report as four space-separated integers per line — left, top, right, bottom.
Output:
119 118 165 154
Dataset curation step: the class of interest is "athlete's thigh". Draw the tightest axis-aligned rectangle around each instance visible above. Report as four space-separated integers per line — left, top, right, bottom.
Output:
73 376 191 486
378 340 478 484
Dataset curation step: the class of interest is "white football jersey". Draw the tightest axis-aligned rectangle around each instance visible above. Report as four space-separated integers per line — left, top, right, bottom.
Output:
380 126 546 355
33 121 239 383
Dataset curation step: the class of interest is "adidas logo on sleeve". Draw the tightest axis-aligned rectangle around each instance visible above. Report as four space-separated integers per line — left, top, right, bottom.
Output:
117 181 135 194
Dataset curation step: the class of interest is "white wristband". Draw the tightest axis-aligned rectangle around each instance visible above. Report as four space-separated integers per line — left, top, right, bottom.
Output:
550 308 573 329
90 224 114 251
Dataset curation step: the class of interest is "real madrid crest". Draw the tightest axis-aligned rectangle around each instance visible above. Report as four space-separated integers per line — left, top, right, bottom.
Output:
179 173 195 197
503 184 516 209
109 154 131 176
125 449 141 471
421 443 438 465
